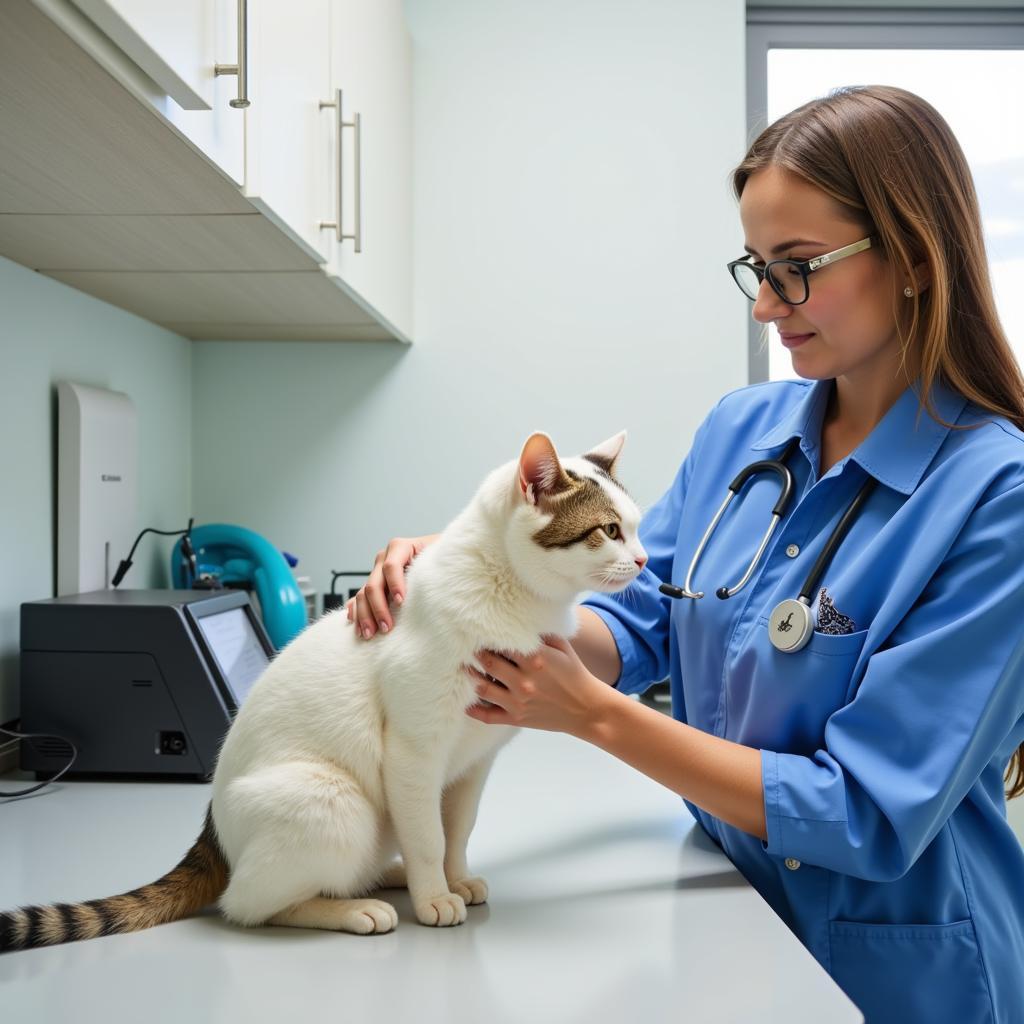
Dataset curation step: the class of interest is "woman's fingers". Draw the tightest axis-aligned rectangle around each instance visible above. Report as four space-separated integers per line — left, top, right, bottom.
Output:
465 664 511 713
345 534 441 639
381 560 407 608
476 649 521 682
467 640 603 734
363 545 399 633
541 634 571 653
353 589 376 639
465 700 507 725
350 534 440 639
363 580 394 636
466 663 499 692
352 539 411 637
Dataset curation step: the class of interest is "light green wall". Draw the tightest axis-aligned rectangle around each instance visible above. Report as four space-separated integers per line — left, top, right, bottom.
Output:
1 0 748 722
0 255 192 724
191 0 749 606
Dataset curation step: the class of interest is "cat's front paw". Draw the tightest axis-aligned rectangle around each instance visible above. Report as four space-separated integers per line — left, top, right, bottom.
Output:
449 875 488 905
413 892 467 927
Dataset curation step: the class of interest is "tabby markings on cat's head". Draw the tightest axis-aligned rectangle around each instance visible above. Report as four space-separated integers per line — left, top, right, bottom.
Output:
518 431 635 551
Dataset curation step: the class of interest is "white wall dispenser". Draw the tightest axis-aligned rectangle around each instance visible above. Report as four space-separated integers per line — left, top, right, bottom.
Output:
57 381 138 595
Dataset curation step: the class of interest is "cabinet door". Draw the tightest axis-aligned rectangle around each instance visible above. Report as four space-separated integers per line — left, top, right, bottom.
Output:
68 0 213 107
245 0 332 262
65 0 245 185
328 0 412 339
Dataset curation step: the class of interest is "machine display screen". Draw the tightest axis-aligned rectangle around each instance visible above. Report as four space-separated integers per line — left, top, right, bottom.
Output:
196 606 269 706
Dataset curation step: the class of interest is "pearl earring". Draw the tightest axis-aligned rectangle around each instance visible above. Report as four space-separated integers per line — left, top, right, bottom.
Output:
904 286 914 297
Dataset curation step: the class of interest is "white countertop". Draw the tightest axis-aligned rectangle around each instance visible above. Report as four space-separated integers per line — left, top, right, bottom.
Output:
0 726 861 1023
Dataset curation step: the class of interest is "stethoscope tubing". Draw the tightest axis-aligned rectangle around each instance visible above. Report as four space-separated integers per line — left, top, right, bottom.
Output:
796 473 876 602
662 437 801 601
679 441 798 600
658 436 877 653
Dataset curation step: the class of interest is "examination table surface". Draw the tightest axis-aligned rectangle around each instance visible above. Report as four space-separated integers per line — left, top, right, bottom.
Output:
1 725 861 1023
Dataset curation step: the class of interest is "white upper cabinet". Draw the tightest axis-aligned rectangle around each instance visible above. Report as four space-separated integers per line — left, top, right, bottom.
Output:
6 0 412 342
327 0 413 340
68 0 216 108
64 0 246 184
244 0 332 262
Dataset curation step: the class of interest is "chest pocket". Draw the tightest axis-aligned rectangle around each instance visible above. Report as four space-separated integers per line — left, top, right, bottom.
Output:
732 619 870 756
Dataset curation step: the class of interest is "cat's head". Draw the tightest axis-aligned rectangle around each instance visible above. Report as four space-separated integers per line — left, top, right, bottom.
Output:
498 431 648 600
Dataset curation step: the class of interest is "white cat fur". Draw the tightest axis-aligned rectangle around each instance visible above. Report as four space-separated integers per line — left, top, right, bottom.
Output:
210 432 646 934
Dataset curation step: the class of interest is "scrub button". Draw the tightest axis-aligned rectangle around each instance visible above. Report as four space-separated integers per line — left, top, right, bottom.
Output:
785 858 801 871
785 544 800 558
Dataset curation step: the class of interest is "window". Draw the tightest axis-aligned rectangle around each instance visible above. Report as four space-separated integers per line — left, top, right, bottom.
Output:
745 8 1024 384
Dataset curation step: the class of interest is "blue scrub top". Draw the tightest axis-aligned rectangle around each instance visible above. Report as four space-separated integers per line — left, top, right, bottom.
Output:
583 377 1024 1024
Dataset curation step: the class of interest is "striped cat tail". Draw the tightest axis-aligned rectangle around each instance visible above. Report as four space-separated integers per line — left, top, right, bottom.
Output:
0 804 228 953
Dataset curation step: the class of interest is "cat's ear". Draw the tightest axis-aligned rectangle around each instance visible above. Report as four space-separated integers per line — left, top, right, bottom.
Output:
518 432 570 506
583 430 627 477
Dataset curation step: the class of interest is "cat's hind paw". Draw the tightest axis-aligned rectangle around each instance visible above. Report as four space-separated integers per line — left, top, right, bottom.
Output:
449 875 488 906
414 892 467 927
341 899 399 935
266 897 398 935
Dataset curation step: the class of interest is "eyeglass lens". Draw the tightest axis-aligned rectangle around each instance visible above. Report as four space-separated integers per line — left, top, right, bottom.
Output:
732 262 808 304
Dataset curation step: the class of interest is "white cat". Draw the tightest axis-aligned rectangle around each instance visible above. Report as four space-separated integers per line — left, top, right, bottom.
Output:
0 430 646 950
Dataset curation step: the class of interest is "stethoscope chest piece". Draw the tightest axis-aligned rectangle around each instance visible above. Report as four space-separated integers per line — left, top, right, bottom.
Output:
657 434 878 656
768 598 814 653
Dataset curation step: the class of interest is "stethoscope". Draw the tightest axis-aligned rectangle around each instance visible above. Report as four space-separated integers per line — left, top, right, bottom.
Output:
658 437 876 653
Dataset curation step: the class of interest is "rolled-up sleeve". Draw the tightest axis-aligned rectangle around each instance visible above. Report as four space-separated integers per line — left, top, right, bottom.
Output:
582 404 718 694
762 479 1024 881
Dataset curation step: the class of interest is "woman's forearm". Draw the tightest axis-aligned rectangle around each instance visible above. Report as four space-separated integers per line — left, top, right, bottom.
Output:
477 603 766 838
576 686 768 841
571 607 623 686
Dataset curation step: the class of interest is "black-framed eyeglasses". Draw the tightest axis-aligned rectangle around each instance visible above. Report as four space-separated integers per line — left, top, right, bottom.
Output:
727 237 874 305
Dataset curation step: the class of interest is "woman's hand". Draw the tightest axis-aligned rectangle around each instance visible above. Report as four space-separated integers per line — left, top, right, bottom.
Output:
464 635 616 737
346 534 439 639
468 637 768 841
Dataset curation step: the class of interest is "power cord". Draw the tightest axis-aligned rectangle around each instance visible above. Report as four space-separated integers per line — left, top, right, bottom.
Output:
112 517 195 588
0 725 78 800
324 570 371 613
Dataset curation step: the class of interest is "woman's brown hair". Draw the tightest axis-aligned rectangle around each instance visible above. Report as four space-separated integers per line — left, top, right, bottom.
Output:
732 85 1024 799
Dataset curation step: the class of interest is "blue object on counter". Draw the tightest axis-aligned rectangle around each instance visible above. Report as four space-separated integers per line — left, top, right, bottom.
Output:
171 523 307 649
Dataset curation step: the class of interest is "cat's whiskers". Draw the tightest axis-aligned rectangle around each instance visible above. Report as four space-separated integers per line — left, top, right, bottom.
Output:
587 566 637 590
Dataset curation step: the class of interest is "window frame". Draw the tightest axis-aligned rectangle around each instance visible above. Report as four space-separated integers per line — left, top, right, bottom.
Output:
745 6 1024 383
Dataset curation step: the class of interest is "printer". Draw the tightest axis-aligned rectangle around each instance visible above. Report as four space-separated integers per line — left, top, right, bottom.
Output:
19 588 274 781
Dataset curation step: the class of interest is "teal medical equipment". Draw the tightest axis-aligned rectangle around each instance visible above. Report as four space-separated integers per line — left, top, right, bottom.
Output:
171 523 307 649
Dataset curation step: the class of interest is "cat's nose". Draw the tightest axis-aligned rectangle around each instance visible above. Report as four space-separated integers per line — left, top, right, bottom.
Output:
635 556 648 571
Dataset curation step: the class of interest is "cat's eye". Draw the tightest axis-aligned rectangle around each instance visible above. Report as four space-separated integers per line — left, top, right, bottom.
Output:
603 523 621 540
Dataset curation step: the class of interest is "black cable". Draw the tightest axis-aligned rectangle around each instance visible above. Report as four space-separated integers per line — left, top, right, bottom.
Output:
323 570 371 613
0 726 78 800
329 570 371 595
112 517 195 587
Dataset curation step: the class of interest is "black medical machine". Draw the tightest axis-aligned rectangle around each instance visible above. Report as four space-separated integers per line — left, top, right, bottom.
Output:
19 589 273 781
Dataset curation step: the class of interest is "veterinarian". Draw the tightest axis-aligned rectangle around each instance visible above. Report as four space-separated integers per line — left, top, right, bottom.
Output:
349 86 1024 1023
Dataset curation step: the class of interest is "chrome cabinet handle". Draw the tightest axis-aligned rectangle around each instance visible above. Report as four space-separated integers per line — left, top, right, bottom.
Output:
214 0 250 109
319 88 362 252
352 107 362 253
